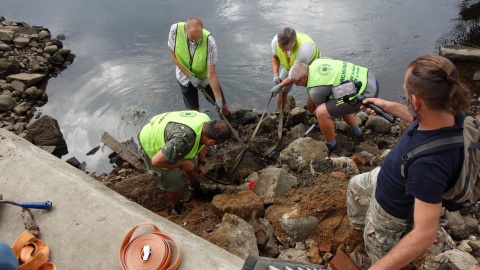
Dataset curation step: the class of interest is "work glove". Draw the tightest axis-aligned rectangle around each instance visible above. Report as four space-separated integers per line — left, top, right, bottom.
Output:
189 75 201 88
273 75 282 85
270 85 281 97
214 99 223 113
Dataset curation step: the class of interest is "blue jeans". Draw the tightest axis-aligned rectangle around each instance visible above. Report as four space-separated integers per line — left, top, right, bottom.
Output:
0 242 18 270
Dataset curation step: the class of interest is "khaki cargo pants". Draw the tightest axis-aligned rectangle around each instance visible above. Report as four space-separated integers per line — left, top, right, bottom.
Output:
346 167 408 262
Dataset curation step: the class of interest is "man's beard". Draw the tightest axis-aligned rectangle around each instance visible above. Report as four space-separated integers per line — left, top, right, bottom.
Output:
407 97 418 118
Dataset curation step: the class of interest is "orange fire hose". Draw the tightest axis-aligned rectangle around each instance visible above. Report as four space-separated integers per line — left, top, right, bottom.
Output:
120 222 181 270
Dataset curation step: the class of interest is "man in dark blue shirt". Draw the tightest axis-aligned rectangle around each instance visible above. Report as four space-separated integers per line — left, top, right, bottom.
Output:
346 55 471 269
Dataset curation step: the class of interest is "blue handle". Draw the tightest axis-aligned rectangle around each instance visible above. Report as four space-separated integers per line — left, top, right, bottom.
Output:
18 201 53 210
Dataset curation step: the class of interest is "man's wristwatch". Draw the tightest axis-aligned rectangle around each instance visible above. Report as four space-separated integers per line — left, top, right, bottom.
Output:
197 160 206 166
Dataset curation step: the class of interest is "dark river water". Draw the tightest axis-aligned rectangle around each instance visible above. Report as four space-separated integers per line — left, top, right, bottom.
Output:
2 0 477 173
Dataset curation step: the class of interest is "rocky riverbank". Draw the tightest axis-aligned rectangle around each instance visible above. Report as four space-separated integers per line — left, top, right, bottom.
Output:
0 16 75 157
2 15 480 270
96 52 480 269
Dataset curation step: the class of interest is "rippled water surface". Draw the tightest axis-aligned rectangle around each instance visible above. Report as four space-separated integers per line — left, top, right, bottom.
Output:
3 0 474 173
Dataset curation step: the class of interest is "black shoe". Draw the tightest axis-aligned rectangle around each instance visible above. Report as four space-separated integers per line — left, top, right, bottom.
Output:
327 143 341 155
172 200 190 215
189 181 220 197
352 133 365 143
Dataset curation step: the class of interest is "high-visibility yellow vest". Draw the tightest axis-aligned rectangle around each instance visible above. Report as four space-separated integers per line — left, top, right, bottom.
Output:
307 58 369 102
139 111 210 161
175 22 211 78
275 32 320 72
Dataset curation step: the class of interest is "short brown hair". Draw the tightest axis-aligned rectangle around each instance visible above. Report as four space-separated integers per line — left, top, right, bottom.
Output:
277 27 296 47
407 55 470 114
204 120 232 144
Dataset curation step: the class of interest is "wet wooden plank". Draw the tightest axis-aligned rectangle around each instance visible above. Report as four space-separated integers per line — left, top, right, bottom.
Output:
100 132 146 172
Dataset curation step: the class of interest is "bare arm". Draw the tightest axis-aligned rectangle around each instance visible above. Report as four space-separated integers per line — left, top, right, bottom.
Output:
271 54 280 76
370 199 441 269
170 49 193 78
194 146 208 176
207 64 222 100
361 97 414 124
275 77 295 89
151 150 197 181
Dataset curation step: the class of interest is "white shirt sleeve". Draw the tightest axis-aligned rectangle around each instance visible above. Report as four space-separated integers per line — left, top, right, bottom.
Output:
271 35 278 55
167 23 177 51
207 35 218 66
294 41 315 64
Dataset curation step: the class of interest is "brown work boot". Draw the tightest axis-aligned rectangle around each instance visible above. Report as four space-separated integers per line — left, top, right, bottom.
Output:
189 181 220 198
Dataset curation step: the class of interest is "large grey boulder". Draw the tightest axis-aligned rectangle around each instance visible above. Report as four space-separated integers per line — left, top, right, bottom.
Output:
279 137 328 171
206 213 259 260
210 190 265 222
252 167 297 204
0 29 14 42
6 73 45 87
280 206 319 241
424 249 478 270
440 45 480 62
444 210 478 239
0 95 16 112
234 109 257 125
13 36 30 48
365 114 393 134
26 115 68 156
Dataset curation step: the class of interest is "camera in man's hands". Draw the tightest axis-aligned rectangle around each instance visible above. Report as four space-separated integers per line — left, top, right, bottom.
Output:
355 95 395 123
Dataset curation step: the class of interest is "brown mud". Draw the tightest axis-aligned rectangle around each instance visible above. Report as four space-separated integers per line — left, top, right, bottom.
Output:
97 60 480 269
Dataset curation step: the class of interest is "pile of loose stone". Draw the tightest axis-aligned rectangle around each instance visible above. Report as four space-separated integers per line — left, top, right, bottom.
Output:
0 16 74 156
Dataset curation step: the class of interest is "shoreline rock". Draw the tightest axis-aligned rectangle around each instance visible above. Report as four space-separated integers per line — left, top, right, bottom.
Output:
0 16 75 156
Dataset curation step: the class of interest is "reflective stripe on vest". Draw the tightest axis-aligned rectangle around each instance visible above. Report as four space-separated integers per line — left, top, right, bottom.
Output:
175 22 211 79
307 58 369 102
276 32 320 72
138 111 210 160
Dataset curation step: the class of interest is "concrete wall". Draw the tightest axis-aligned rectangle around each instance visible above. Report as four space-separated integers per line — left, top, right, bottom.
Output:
0 128 244 269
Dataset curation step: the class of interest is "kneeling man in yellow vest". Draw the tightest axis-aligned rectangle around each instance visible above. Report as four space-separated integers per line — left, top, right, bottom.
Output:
138 111 232 215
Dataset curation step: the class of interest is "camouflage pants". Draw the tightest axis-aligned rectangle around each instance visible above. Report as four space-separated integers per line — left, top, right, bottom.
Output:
346 167 408 262
137 146 195 192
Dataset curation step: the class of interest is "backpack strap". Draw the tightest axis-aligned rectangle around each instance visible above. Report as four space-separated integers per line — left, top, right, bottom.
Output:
400 132 464 184
400 113 467 184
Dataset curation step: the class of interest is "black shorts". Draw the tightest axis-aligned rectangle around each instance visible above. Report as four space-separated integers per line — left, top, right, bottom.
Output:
178 82 227 110
325 72 379 118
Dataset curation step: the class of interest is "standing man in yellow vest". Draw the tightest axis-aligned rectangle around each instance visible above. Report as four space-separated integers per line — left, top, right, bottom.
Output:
270 27 320 124
138 110 232 214
286 58 379 153
168 18 231 117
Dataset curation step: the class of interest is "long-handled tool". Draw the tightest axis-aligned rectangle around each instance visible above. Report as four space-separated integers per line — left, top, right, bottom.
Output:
262 89 284 157
0 200 52 210
196 85 248 150
229 93 275 173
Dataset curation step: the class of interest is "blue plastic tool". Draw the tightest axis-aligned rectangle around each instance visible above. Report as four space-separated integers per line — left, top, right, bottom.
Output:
0 200 52 210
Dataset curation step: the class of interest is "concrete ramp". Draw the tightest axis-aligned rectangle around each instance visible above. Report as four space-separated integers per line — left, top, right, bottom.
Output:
0 128 244 269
